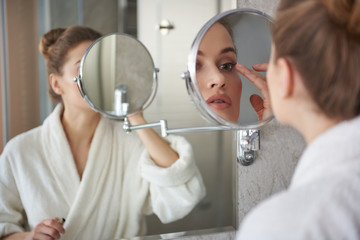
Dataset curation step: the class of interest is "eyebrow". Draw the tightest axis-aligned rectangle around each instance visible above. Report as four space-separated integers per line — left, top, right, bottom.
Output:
198 46 236 56
220 47 236 55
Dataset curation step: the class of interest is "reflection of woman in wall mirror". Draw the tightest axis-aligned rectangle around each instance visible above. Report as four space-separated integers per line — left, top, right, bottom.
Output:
196 20 272 122
0 26 205 240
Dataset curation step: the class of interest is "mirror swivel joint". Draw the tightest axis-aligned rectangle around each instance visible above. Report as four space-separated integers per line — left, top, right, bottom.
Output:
237 129 260 166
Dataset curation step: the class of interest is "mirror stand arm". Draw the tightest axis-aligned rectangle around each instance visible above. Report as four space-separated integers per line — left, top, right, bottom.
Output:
123 118 168 137
237 129 260 166
166 126 230 135
123 118 232 137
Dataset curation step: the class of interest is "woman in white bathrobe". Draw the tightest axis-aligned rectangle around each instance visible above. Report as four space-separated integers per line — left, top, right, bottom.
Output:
234 0 360 239
0 26 205 240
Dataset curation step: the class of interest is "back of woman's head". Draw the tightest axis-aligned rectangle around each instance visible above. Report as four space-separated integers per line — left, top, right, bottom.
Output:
39 25 102 102
272 0 360 120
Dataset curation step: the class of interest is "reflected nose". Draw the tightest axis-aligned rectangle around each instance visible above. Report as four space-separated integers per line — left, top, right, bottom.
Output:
207 70 226 89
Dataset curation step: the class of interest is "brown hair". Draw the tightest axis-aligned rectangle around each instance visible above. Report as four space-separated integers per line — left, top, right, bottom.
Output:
218 18 234 40
272 0 360 120
218 18 237 53
39 25 102 102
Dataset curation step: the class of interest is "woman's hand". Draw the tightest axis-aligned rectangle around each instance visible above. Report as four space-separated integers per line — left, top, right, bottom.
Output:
1 218 65 240
28 218 65 240
235 63 272 121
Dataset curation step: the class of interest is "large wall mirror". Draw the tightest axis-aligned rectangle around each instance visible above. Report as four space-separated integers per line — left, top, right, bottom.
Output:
75 6 273 240
1 0 272 239
32 0 237 238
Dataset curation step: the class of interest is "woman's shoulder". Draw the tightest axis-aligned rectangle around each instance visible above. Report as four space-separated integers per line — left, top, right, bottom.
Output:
1 126 43 160
238 174 360 239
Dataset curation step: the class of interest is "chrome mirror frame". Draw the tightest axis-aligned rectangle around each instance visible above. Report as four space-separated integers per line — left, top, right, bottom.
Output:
184 8 274 130
74 33 159 121
182 8 274 165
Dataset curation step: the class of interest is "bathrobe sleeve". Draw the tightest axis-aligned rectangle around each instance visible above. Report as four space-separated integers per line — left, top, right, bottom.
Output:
139 135 206 223
0 142 27 236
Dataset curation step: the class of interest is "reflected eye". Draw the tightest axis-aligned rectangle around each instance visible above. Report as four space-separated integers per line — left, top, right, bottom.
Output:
219 62 236 72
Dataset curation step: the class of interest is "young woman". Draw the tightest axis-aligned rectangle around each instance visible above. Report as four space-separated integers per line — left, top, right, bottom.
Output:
236 0 360 238
0 26 205 240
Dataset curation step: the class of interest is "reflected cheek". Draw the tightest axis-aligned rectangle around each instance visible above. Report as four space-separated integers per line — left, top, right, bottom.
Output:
229 76 242 102
238 76 242 92
238 82 242 101
196 71 209 96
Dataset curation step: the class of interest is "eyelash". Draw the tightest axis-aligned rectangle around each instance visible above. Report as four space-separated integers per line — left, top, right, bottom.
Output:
219 62 236 72
196 61 236 72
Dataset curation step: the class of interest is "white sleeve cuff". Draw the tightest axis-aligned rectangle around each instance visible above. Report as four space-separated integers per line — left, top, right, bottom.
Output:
140 135 197 187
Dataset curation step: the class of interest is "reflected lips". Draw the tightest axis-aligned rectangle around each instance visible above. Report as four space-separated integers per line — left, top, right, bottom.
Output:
206 94 232 109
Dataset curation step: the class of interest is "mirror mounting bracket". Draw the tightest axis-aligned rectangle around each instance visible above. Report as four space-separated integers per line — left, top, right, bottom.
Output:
236 129 260 166
123 118 260 166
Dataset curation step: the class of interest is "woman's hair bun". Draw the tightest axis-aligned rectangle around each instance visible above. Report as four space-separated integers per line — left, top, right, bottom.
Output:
39 27 66 60
321 0 360 38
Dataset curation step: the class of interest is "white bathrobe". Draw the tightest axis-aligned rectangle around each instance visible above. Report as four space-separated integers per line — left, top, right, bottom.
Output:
237 116 360 239
0 105 206 239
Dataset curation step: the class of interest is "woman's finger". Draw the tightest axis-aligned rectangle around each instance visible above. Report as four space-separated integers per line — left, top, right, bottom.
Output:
33 223 61 240
250 94 264 113
250 94 265 121
236 63 273 121
32 218 66 240
252 62 269 72
235 63 269 98
43 218 66 235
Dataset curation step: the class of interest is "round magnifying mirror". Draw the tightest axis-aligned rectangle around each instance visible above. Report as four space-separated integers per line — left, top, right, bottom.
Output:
76 33 157 120
185 8 273 129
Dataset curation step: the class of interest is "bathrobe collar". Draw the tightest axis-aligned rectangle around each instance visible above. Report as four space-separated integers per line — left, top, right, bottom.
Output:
290 115 360 189
40 104 111 212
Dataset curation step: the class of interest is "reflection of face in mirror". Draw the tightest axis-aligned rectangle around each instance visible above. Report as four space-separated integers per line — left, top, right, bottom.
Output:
196 22 242 122
0 26 205 240
191 13 274 126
